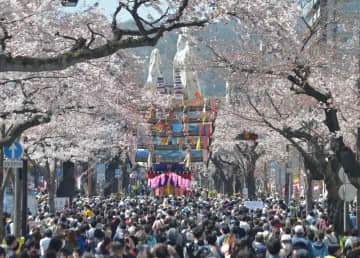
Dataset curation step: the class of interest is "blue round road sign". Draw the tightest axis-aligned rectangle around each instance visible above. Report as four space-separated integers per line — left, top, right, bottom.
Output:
4 141 23 160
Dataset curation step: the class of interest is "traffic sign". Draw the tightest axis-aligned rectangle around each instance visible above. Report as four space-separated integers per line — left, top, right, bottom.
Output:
4 141 23 160
97 164 106 178
338 167 349 183
4 160 23 168
339 184 357 201
56 170 62 177
115 169 122 179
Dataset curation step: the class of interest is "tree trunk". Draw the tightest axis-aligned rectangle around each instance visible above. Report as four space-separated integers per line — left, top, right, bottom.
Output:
105 155 121 196
235 175 242 194
306 174 313 216
122 164 130 195
246 168 256 200
263 163 269 197
211 157 236 196
48 181 56 214
0 191 4 240
325 158 348 234
211 168 234 196
0 126 5 239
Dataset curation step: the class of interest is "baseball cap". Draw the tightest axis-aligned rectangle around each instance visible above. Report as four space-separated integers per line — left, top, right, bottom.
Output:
294 225 304 234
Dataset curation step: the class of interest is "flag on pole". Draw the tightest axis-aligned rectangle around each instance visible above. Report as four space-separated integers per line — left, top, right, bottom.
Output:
196 138 201 151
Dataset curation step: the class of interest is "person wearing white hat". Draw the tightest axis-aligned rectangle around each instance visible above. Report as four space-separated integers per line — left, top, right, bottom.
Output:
280 234 292 257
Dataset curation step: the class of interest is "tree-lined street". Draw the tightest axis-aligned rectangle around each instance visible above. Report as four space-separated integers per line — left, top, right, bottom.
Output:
0 1 359 257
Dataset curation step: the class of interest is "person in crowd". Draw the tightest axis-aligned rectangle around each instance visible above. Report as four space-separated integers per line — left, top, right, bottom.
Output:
279 234 292 258
346 239 360 258
267 237 281 258
59 247 72 258
216 225 230 248
22 190 353 258
203 231 221 258
220 231 236 258
312 231 328 258
252 232 266 255
72 248 83 258
97 236 111 255
291 225 313 257
344 228 360 251
45 237 63 257
20 240 40 258
75 228 86 254
83 205 95 218
64 229 78 252
325 244 342 258
0 247 5 258
185 226 204 258
5 235 19 258
324 226 338 246
30 230 42 245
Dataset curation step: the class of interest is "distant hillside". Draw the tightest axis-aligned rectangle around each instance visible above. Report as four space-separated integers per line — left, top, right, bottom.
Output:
121 21 238 97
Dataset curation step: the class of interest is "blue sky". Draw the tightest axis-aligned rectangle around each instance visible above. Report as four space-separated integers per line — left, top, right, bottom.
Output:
71 0 156 22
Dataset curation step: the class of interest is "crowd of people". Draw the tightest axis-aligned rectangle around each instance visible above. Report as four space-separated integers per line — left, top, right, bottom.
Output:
0 189 358 258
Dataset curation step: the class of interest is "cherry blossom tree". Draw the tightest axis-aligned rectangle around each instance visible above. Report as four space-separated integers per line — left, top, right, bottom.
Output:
0 0 211 152
205 0 359 233
0 0 208 73
0 0 212 238
19 51 145 213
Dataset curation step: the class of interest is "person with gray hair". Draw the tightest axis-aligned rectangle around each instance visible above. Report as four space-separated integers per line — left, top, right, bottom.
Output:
291 225 313 257
252 232 266 255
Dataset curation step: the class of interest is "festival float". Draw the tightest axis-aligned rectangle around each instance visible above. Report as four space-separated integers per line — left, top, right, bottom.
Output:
135 74 218 196
133 31 220 196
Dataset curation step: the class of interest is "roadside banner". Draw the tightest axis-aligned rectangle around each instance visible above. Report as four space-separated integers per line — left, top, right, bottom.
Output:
55 197 69 212
244 201 264 210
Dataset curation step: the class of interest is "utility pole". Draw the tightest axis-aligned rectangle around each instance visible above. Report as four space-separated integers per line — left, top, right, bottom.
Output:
233 173 235 195
285 163 290 204
356 28 360 233
356 128 360 232
14 167 21 237
88 160 92 197
21 160 28 237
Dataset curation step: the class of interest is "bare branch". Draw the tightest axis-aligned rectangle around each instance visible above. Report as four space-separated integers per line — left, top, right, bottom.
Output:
0 107 46 119
206 44 282 76
0 75 71 85
86 23 108 48
265 90 286 118
55 31 87 52
54 31 78 43
288 75 331 104
0 17 206 72
139 7 170 28
301 17 314 34
166 0 189 24
0 112 51 147
0 169 11 195
3 14 35 25
112 4 122 31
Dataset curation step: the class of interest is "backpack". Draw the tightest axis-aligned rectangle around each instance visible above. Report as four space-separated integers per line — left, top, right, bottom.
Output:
196 246 214 258
185 242 201 258
293 241 310 257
